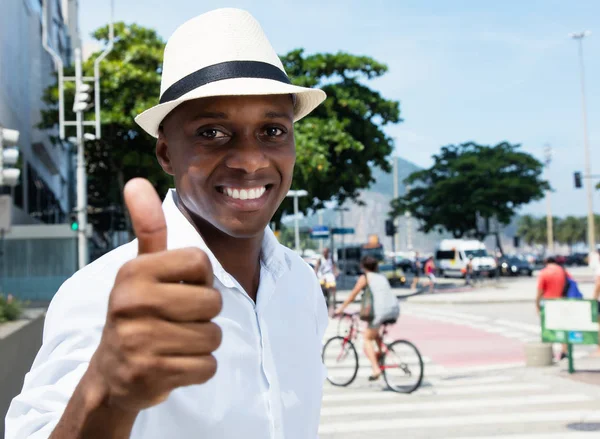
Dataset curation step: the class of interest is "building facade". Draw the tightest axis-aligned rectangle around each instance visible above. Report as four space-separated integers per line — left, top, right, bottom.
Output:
0 0 79 225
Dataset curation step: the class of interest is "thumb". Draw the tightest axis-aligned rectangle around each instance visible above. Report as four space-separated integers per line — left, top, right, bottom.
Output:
124 178 167 255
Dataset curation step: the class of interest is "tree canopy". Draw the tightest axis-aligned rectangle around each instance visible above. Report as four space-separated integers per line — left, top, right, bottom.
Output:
390 141 549 240
41 23 402 243
517 214 592 250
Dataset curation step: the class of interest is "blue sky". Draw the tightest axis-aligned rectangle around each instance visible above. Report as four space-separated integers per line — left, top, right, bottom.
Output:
79 0 600 217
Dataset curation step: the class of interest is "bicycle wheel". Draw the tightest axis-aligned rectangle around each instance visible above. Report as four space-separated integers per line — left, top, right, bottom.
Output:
322 336 359 387
382 340 424 393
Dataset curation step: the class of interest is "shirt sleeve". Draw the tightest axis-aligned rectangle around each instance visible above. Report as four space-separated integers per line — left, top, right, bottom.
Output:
4 272 111 439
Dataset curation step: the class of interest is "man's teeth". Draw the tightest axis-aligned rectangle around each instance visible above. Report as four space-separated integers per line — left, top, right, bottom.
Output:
224 187 266 200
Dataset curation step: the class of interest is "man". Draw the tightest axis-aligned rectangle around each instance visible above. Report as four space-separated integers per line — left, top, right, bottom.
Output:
6 9 328 439
536 256 569 360
465 255 474 287
314 247 337 312
410 251 421 290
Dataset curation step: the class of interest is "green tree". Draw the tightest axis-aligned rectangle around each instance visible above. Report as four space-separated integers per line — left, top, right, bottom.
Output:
42 24 401 242
517 215 541 246
276 49 401 220
391 142 549 240
555 215 586 251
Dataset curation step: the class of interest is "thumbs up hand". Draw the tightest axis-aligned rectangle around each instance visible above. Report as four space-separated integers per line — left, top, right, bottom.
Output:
87 178 222 412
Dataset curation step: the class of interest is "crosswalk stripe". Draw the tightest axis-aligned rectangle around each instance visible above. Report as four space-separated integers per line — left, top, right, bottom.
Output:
494 319 541 333
452 433 599 439
407 308 489 322
318 409 600 434
323 374 515 395
322 383 546 402
320 393 592 416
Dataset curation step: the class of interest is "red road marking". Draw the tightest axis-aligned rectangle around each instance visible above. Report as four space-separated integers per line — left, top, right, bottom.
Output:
385 315 526 368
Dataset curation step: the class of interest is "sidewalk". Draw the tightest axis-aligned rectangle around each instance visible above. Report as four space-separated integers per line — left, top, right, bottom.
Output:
523 352 600 388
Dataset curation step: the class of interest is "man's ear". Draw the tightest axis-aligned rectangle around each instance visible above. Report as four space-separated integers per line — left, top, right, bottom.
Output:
156 127 175 176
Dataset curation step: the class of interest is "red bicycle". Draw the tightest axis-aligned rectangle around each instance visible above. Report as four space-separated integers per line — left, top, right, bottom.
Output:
322 311 424 393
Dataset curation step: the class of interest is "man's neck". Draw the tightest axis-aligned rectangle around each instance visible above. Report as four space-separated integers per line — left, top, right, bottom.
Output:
175 198 263 301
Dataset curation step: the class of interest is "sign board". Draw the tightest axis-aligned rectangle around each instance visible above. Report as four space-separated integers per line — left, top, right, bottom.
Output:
331 227 355 235
0 195 12 232
310 225 329 239
541 299 599 345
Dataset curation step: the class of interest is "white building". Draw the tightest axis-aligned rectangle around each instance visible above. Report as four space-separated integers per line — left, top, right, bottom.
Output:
0 0 79 225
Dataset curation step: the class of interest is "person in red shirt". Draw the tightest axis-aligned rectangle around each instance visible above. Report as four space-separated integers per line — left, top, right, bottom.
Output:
424 256 436 293
536 256 569 359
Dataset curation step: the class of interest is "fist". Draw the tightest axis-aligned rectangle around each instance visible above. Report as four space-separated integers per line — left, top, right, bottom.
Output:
89 179 222 412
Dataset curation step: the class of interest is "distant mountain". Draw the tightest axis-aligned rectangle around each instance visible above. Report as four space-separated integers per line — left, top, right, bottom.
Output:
368 157 422 198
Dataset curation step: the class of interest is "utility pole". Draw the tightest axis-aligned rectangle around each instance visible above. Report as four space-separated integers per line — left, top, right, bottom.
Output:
405 183 413 251
570 31 595 257
318 209 324 252
334 206 350 277
392 156 400 253
74 48 88 268
544 144 554 254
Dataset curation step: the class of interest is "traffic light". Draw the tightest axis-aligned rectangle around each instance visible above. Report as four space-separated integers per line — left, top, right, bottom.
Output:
574 172 582 189
385 219 397 236
0 127 21 187
70 212 79 231
513 236 520 248
73 81 93 112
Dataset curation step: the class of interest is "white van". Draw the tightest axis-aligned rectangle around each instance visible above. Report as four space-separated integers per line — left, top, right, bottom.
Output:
435 239 497 278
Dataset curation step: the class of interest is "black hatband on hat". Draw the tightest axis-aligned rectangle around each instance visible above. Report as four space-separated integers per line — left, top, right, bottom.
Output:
159 60 292 104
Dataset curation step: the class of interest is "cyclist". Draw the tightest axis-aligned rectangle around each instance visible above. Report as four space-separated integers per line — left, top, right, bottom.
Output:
314 247 337 311
335 255 400 381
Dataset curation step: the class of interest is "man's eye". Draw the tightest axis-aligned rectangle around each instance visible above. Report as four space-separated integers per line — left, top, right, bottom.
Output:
264 127 285 137
197 129 227 139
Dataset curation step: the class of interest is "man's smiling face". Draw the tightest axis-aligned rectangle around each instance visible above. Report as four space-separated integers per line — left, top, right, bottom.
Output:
156 94 295 238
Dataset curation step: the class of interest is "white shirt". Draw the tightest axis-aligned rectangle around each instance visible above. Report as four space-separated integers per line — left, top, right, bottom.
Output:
5 190 329 439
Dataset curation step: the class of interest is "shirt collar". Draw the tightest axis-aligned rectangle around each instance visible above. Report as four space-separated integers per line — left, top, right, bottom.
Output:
162 189 290 288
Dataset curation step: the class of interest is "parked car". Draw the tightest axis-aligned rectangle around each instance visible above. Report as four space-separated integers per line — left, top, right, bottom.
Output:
565 252 588 267
499 256 533 276
393 256 416 274
379 260 407 287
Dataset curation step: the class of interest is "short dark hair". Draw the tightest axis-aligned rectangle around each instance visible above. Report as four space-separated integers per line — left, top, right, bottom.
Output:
360 255 379 272
545 256 556 264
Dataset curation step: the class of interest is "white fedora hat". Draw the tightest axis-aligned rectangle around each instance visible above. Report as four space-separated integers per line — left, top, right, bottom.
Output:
135 8 327 137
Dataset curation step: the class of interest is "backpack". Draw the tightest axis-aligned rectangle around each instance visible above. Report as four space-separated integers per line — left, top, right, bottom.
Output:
562 268 583 299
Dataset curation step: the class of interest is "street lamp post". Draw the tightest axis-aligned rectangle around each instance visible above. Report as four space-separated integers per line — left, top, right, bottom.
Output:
570 30 595 257
334 206 350 278
544 144 554 253
286 189 308 253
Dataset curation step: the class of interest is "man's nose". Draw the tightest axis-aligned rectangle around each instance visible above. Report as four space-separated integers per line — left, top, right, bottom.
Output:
224 137 269 174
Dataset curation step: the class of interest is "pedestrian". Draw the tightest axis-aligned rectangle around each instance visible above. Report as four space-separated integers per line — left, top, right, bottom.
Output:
315 247 337 312
410 251 422 291
334 255 400 380
424 256 436 293
536 256 569 360
5 9 328 439
465 255 474 286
